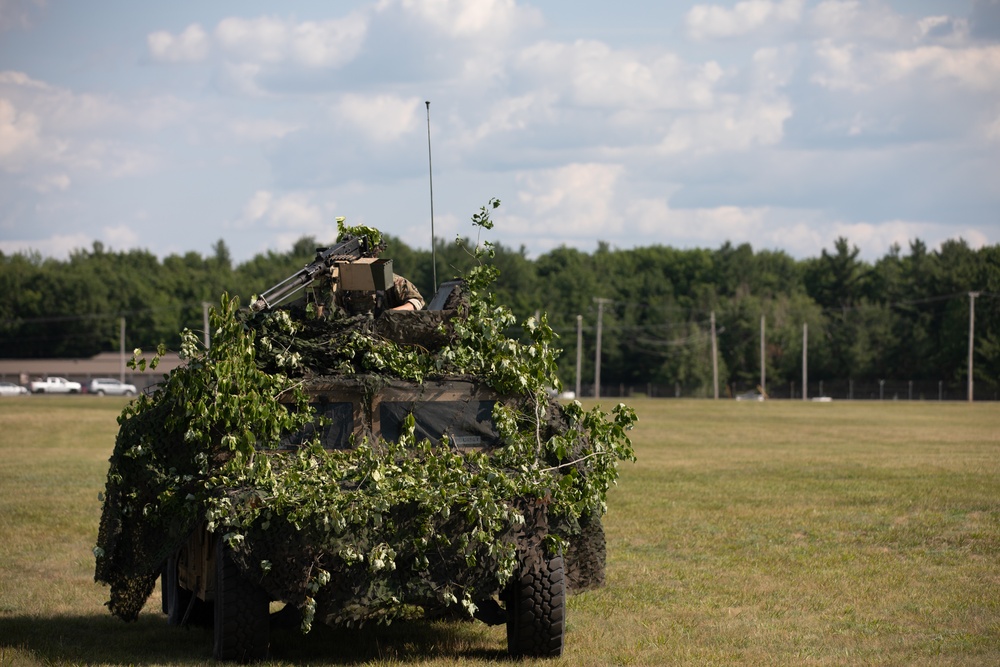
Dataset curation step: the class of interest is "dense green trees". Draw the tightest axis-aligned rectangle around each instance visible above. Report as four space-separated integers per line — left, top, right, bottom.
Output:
1 230 997 398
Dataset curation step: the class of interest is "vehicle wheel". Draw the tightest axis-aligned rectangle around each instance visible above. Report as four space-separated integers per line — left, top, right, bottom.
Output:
164 554 212 627
564 514 606 593
96 390 105 396
160 563 169 615
214 539 269 662
125 390 135 396
505 550 565 658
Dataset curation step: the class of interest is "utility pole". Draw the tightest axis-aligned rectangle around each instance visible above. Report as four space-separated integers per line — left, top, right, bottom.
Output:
203 302 211 350
760 315 766 395
710 311 719 399
425 101 438 292
119 317 126 382
594 298 611 399
802 322 808 401
575 315 582 399
969 291 980 402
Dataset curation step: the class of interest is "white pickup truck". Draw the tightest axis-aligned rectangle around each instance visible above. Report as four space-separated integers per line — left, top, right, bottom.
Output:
28 376 82 394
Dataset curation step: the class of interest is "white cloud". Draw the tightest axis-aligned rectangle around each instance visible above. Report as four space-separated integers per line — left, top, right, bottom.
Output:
393 0 542 39
240 190 273 224
289 17 368 67
517 40 724 112
147 23 210 63
228 118 301 142
0 223 142 258
878 45 1000 90
235 190 332 234
654 46 798 154
686 0 804 40
627 198 771 245
810 40 865 92
366 0 545 88
457 92 556 145
0 97 42 169
0 0 45 32
4 1 996 267
750 45 797 89
514 163 624 236
0 232 90 258
986 109 1000 141
619 197 989 261
213 14 367 68
915 15 969 44
809 0 910 42
335 94 420 143
810 2 969 45
824 219 994 258
0 71 173 191
658 96 792 155
214 18 285 64
33 172 70 192
0 69 187 134
215 62 265 97
812 42 1000 93
101 224 140 249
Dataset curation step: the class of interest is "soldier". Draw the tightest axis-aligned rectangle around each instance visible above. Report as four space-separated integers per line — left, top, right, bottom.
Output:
385 274 425 311
336 271 425 316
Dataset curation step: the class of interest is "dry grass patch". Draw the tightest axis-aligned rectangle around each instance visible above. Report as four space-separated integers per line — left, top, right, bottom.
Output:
575 399 1000 666
1 397 998 665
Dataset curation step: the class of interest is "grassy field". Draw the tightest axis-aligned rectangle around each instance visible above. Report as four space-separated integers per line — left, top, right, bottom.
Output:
0 396 998 666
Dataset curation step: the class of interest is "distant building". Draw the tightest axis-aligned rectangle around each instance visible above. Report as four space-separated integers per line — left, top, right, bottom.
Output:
0 351 184 392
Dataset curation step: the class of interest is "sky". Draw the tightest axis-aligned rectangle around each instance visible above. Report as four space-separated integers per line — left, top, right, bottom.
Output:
0 0 998 265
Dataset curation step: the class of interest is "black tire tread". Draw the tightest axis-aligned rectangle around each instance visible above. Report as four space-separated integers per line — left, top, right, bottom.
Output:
214 542 270 662
507 554 565 658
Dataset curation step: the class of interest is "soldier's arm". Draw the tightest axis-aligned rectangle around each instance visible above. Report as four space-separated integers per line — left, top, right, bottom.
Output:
390 275 425 311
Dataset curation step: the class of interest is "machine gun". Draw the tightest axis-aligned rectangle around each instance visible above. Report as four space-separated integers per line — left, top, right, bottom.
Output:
250 235 383 313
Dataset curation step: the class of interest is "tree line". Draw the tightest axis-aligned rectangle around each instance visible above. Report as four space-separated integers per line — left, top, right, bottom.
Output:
1 233 998 397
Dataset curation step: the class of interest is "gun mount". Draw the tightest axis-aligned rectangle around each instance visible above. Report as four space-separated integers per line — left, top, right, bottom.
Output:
250 235 379 313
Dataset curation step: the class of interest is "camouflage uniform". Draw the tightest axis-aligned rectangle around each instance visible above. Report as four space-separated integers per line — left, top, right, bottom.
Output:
387 274 425 310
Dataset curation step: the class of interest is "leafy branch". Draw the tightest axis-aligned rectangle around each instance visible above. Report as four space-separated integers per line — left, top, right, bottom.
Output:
94 200 636 630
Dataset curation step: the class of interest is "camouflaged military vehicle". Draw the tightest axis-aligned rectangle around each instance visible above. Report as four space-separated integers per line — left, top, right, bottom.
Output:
95 218 635 662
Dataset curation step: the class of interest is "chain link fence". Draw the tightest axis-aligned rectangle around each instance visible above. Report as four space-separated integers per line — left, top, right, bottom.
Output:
578 380 999 401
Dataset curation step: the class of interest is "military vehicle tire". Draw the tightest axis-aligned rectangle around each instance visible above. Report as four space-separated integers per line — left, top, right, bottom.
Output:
163 554 186 624
164 554 212 627
160 564 168 615
213 540 269 662
564 514 606 592
506 552 565 658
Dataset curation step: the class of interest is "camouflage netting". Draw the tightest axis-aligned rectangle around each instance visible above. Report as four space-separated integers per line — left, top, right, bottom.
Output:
94 222 636 630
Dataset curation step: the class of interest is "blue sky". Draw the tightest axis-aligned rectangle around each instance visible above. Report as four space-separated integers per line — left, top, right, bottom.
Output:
1 0 998 263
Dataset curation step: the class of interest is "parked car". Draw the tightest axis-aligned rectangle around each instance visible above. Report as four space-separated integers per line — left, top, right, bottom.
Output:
88 378 137 396
28 376 82 394
0 382 28 396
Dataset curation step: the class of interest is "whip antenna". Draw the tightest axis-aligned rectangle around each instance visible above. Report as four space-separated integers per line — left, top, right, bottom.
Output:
425 100 437 292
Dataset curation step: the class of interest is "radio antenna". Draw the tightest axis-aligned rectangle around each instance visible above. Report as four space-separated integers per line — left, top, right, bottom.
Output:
425 100 438 292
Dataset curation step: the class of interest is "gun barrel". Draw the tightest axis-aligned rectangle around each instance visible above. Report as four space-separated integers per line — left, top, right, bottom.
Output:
251 235 367 312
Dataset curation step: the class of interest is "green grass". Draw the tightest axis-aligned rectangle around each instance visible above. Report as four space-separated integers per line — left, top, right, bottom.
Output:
1 396 998 665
